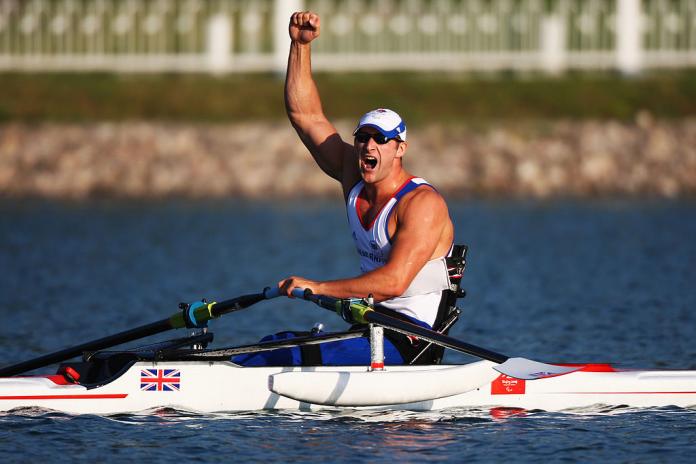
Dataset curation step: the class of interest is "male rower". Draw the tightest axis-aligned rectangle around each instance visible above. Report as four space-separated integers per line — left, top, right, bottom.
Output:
234 11 455 367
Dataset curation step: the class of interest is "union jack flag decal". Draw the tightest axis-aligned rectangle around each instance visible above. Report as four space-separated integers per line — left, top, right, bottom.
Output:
140 369 181 391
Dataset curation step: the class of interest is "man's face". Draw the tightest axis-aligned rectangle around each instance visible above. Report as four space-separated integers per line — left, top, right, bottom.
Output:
353 127 406 184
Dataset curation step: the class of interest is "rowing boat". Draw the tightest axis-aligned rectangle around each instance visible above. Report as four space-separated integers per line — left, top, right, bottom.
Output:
2 357 695 414
1 287 694 414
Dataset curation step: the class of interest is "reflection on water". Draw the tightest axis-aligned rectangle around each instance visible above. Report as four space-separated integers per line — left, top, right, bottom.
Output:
3 405 695 463
488 407 528 420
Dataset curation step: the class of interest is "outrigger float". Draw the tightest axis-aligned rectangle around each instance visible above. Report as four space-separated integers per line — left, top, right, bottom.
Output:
1 287 695 415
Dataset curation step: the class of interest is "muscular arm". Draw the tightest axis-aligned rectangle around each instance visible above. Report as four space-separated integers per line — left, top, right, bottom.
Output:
285 12 359 194
280 189 453 301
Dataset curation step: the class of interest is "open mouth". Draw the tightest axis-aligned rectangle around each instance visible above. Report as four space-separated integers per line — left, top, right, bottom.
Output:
363 156 378 170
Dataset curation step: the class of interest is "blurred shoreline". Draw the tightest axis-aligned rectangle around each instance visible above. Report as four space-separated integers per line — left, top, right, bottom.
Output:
2 117 695 199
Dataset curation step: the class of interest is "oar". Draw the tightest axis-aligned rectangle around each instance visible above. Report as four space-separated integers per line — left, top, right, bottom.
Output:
290 288 579 380
0 287 283 377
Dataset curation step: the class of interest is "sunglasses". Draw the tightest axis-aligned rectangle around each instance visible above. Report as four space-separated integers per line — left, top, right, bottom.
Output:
354 131 400 145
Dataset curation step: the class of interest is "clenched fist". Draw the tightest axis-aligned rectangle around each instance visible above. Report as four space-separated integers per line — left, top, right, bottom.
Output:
289 11 320 44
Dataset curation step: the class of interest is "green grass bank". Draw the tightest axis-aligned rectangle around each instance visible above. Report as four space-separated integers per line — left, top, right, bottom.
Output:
2 71 696 123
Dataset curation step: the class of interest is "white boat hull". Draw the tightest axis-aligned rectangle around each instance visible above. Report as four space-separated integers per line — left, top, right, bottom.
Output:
1 361 695 415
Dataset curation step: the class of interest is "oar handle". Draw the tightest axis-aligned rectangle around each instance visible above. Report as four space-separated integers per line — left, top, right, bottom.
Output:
264 287 283 299
290 288 307 299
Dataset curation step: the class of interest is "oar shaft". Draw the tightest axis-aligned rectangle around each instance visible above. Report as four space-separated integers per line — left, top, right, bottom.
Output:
364 311 508 364
293 288 579 380
294 289 509 365
0 287 284 377
211 287 280 318
0 318 172 377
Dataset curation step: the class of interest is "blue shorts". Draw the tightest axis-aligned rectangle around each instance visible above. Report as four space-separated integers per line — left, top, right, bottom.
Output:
232 332 405 366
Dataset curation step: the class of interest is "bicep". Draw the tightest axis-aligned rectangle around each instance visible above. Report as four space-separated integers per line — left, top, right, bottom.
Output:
292 118 356 183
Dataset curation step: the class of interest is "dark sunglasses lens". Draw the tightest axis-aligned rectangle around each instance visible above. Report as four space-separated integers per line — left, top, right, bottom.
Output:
355 132 390 144
355 132 370 143
373 134 389 144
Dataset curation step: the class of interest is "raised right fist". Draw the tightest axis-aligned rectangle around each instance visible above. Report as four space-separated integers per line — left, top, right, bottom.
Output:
289 11 321 44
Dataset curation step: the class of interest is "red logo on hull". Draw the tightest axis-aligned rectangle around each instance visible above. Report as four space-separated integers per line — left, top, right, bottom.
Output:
491 374 526 395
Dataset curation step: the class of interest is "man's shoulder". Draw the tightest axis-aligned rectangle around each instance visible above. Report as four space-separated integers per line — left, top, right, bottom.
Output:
406 179 445 201
398 182 448 216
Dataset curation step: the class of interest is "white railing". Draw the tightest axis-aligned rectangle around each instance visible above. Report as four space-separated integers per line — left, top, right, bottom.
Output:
0 0 694 73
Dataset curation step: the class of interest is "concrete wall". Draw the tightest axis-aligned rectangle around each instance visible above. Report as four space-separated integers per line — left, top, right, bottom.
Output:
2 117 695 199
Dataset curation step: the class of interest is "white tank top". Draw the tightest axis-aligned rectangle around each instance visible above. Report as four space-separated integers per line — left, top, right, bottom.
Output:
346 177 451 328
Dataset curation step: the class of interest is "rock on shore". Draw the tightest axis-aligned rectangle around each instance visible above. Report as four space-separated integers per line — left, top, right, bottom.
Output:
1 117 695 199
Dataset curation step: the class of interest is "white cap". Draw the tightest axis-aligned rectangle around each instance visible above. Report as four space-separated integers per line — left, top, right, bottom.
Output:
353 108 407 141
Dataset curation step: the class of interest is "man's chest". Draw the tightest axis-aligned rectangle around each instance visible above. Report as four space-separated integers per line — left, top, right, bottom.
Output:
356 198 398 236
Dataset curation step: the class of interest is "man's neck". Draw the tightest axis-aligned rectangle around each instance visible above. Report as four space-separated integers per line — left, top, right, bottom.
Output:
362 168 412 204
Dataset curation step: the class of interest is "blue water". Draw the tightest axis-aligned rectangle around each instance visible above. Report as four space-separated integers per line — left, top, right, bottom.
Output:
1 199 695 463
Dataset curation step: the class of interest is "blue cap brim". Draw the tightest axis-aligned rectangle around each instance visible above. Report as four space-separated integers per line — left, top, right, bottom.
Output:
353 122 405 140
